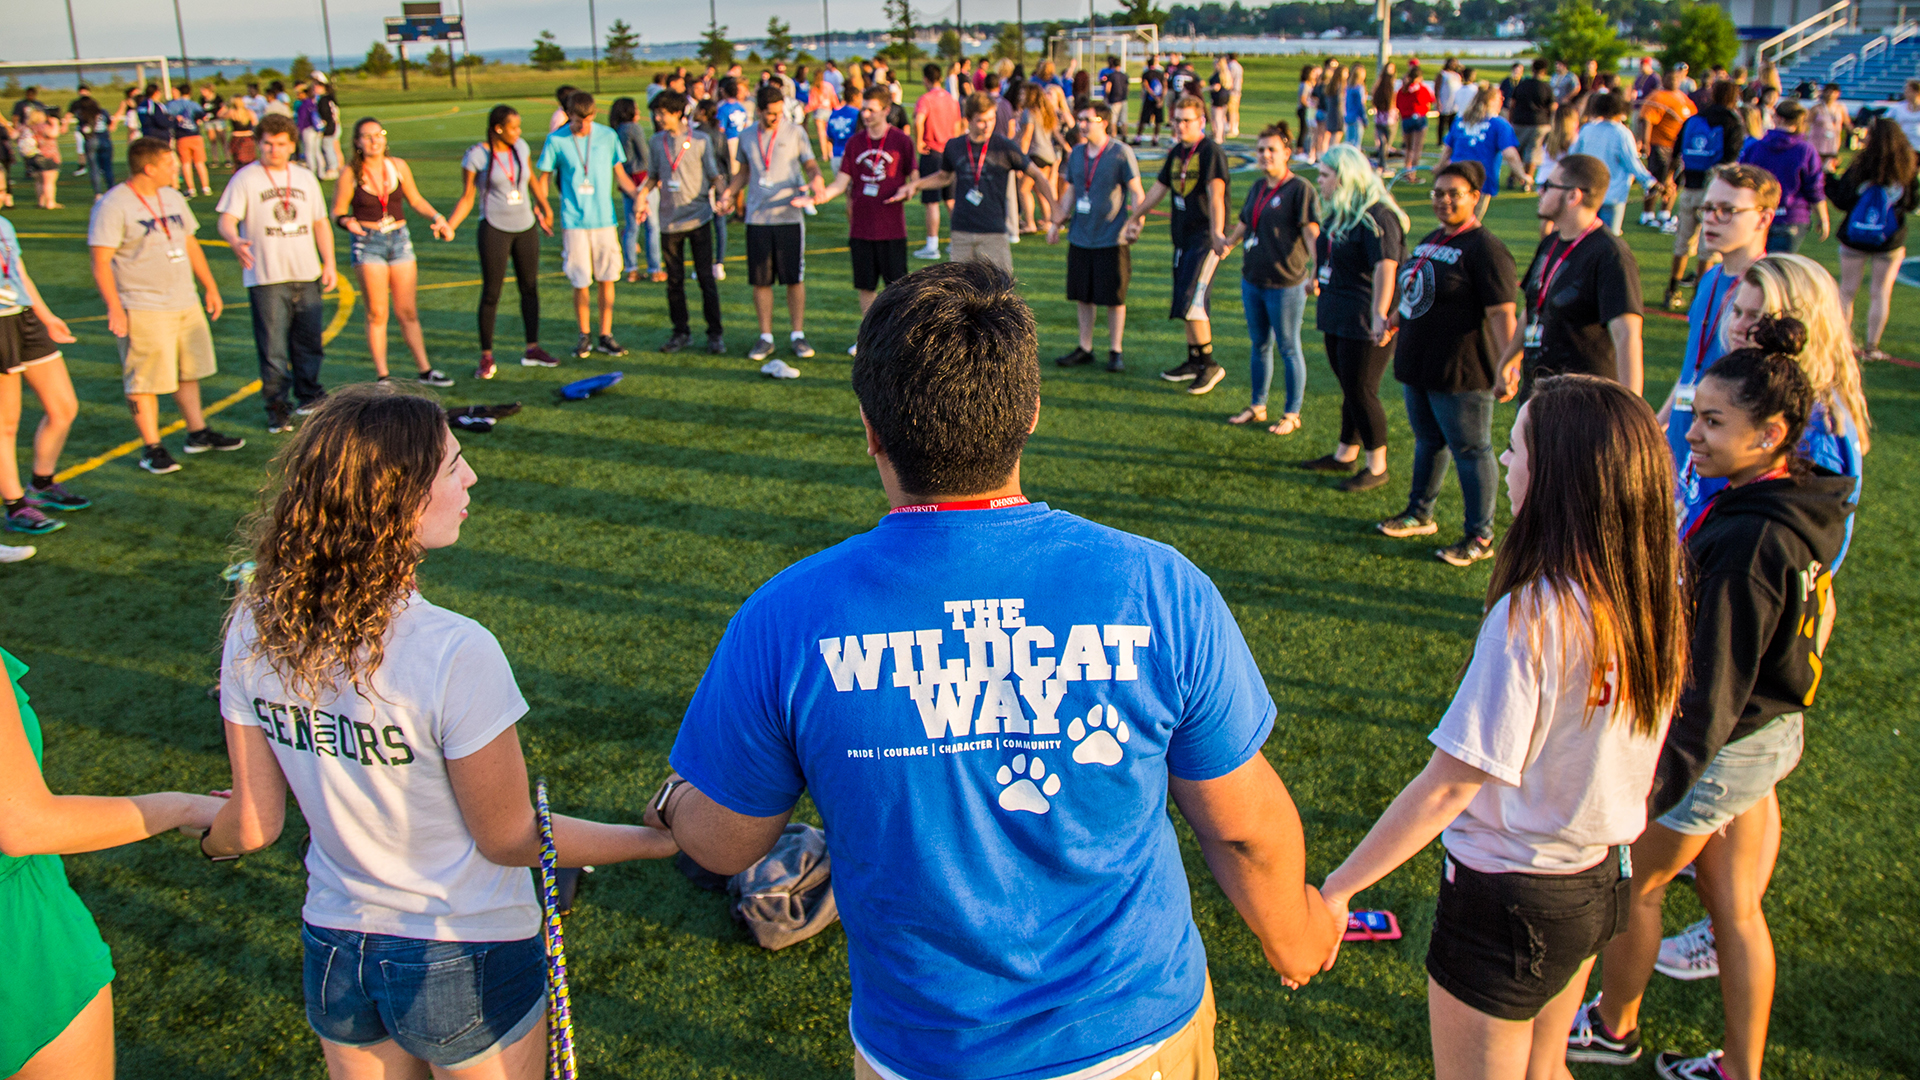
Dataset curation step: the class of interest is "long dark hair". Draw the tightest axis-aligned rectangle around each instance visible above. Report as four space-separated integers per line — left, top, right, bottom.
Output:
1489 375 1688 736
349 116 383 185
483 104 518 148
1847 117 1918 187
608 96 637 128
1704 315 1817 470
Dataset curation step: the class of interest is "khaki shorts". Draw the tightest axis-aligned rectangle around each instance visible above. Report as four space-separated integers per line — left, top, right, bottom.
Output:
561 225 622 287
854 977 1216 1080
948 230 1014 277
118 306 216 395
1673 186 1708 259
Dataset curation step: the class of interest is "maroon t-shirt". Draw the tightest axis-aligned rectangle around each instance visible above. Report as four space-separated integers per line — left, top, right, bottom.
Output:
840 125 915 242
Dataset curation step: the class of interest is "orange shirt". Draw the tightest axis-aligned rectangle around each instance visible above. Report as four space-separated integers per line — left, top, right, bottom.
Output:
1640 90 1696 149
913 86 963 154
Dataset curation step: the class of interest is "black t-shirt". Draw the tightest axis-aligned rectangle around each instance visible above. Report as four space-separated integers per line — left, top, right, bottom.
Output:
1393 224 1517 392
1510 77 1554 126
942 134 1030 234
1827 170 1919 253
1157 138 1230 248
1521 226 1643 382
1316 204 1407 339
1141 66 1165 101
1102 68 1129 103
1238 174 1319 288
1169 64 1197 99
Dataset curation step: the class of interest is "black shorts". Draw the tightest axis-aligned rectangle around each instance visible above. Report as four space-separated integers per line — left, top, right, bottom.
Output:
1646 145 1676 183
1425 849 1629 1021
1138 98 1165 125
918 152 953 204
745 223 805 287
849 237 908 292
1169 240 1216 321
0 309 62 375
1066 244 1130 307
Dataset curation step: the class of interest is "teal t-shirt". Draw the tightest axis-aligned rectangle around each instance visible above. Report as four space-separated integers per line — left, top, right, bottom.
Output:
535 121 627 231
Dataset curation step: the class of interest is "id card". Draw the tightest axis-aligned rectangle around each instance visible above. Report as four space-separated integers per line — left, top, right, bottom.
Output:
1075 195 1092 215
576 181 595 195
167 247 187 263
1673 382 1697 411
505 188 523 204
1523 320 1543 348
863 183 880 197
965 187 984 206
0 283 18 308
665 178 682 192
759 174 778 188
1172 195 1186 211
1318 262 1332 284
1243 236 1257 251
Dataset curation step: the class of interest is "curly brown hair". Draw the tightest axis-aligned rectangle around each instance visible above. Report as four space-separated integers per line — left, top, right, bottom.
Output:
231 383 448 700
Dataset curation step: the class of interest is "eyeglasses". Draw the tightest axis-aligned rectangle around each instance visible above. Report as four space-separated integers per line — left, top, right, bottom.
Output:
1175 115 1206 124
1538 181 1582 193
1700 203 1762 222
1430 187 1471 201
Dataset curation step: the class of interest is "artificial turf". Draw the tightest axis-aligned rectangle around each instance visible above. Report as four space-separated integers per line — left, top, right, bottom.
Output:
3 59 1916 1078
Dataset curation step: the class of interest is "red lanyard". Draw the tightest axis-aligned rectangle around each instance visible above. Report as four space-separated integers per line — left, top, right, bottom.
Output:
1251 176 1291 235
1403 219 1479 283
667 135 692 177
758 126 779 172
267 163 294 219
889 495 1030 514
1683 465 1790 542
1532 221 1599 317
1083 137 1111 186
131 185 172 240
493 144 519 189
573 123 593 176
1692 272 1734 378
365 159 395 219
1174 141 1197 190
967 136 989 186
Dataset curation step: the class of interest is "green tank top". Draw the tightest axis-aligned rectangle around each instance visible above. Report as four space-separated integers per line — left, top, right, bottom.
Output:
0 649 45 885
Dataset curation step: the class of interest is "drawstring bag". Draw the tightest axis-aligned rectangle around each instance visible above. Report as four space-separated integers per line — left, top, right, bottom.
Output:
725 823 838 950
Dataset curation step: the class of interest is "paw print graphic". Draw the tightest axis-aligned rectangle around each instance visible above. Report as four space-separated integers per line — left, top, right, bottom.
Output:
1067 703 1130 766
995 753 1061 814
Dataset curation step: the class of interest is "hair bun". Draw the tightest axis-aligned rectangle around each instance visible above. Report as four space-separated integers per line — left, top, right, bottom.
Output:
1749 314 1807 357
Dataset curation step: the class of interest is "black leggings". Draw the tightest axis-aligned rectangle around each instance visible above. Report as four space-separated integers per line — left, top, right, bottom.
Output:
477 221 540 352
1325 332 1394 451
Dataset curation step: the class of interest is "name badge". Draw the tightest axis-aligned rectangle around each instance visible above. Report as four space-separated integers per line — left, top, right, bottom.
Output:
863 183 880 197
759 174 778 188
505 188 523 204
0 284 19 307
1172 195 1186 211
167 247 187 263
1397 295 1416 319
576 181 595 195
665 178 682 192
1318 262 1332 284
1075 195 1092 215
1523 320 1544 349
375 216 403 234
1673 382 1697 411
1244 236 1258 251
965 187 984 206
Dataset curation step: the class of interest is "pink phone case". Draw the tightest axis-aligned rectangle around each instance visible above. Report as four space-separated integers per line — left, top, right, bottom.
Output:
1343 909 1403 942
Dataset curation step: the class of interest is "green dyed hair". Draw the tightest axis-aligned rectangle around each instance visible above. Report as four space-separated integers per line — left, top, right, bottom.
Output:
1319 144 1410 242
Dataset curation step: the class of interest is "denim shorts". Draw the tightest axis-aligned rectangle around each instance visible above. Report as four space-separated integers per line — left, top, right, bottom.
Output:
1657 712 1804 835
350 226 416 266
301 922 546 1068
1401 115 1429 133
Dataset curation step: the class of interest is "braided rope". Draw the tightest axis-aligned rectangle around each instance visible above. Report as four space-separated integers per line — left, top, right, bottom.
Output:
536 778 577 1080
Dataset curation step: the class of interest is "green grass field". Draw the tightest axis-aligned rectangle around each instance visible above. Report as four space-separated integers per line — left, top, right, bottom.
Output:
4 60 1917 1078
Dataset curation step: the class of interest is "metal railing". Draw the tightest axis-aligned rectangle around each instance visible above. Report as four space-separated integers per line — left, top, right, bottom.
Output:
1758 0 1856 68
1832 52 1860 78
1895 19 1920 44
1863 32 1890 63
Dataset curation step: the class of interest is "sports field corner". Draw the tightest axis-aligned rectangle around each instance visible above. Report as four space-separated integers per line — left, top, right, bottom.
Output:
3 59 1918 1078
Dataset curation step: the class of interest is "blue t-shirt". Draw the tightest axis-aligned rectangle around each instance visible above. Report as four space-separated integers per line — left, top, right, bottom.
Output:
1346 84 1365 118
1665 265 1736 471
826 106 860 156
165 98 203 136
1444 116 1519 195
0 218 31 309
670 503 1275 1080
534 121 627 231
718 100 750 141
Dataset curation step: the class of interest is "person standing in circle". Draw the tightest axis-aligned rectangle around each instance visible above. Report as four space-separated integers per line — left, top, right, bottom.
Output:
1322 373 1688 1080
535 92 639 362
721 84 827 376
1828 118 1918 360
1125 96 1230 393
1501 153 1644 403
893 93 1055 278
198 383 679 1079
1376 161 1517 568
1301 143 1407 491
0 215 89 536
635 91 727 356
811 85 916 357
331 119 455 388
912 63 963 260
1217 123 1318 435
1047 100 1143 374
1737 99 1826 253
1435 84 1528 221
445 105 559 380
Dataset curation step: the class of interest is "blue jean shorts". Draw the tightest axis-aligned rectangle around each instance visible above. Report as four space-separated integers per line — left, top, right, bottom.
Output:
1401 115 1430 134
301 922 546 1068
350 226 416 266
1657 713 1804 836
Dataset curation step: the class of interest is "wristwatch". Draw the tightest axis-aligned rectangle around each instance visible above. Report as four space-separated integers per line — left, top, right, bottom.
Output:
199 831 242 864
650 778 685 831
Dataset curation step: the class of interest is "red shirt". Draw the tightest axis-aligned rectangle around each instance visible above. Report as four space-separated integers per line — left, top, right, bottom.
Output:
841 125 915 241
913 86 963 154
1395 80 1435 121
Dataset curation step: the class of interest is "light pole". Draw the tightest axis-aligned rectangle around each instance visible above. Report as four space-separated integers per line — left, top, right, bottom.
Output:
587 0 601 92
460 0 474 98
63 0 82 85
320 0 337 74
823 0 831 61
171 0 192 85
1377 0 1391 75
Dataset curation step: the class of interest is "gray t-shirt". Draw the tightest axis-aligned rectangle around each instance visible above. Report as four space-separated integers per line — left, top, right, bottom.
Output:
460 139 536 233
1065 138 1141 249
648 129 721 233
87 183 202 311
739 120 815 226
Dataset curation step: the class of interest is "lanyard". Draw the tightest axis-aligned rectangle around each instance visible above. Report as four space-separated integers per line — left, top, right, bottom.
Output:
0 234 14 287
1082 137 1111 187
1251 176 1291 236
1691 272 1735 380
967 136 990 187
1682 465 1790 542
1531 221 1599 317
364 158 396 219
572 122 592 174
667 135 692 178
1403 219 1479 283
889 495 1030 514
758 125 779 173
493 144 519 189
1174 141 1197 191
131 186 172 240
267 163 294 219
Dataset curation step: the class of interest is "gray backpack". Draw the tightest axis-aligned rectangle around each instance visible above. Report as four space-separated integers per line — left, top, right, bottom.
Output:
726 823 838 950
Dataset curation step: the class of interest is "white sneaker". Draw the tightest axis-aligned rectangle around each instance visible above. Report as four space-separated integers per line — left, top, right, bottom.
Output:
712 262 727 280
0 543 35 564
1661 219 1679 234
913 242 942 260
847 342 859 357
1640 211 1657 226
1655 917 1718 980
761 358 801 379
1008 231 1021 244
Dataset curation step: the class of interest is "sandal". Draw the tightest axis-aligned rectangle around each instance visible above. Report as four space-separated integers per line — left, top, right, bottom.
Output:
1267 414 1302 436
1228 406 1267 425
625 270 640 283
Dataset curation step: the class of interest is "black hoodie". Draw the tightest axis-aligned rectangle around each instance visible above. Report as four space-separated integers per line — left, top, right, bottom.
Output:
1650 466 1855 817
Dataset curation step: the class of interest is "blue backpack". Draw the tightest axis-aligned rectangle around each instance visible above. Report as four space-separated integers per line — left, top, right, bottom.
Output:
1678 115 1723 173
1844 183 1902 247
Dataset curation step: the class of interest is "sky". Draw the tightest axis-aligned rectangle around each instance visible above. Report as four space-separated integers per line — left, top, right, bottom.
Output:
4 0 1101 65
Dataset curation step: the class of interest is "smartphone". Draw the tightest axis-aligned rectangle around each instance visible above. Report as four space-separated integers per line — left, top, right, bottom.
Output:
1343 909 1403 942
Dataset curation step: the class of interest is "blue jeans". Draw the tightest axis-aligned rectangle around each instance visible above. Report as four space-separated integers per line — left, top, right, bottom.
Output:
83 132 114 195
623 188 662 274
1240 278 1307 413
1766 219 1806 253
249 280 327 416
1402 384 1497 540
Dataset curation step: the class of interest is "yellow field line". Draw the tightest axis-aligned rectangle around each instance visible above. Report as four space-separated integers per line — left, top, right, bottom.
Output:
53 277 357 483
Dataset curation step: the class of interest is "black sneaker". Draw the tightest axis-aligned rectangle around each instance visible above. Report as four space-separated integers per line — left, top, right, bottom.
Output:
1566 999 1643 1064
1302 453 1357 473
573 333 594 359
417 369 455 387
1160 359 1201 382
1188 363 1227 395
661 331 692 354
1055 346 1095 367
1106 352 1125 372
266 409 295 434
595 334 629 357
1436 535 1496 566
1337 467 1390 492
1654 1050 1726 1080
140 444 183 474
706 332 727 355
184 427 246 453
27 482 90 511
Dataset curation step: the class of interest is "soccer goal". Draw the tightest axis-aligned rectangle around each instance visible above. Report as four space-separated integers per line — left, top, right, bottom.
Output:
0 56 177 96
1047 24 1161 77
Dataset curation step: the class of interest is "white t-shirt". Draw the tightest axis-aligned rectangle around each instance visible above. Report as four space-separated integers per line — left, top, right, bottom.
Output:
87 184 201 311
1453 83 1481 118
1429 585 1670 875
220 595 540 941
1438 70 1463 114
1886 102 1920 152
213 160 325 288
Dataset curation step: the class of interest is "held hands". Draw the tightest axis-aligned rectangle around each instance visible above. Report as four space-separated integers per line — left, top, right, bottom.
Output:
320 264 338 293
536 207 555 236
176 790 231 840
430 217 455 242
1369 312 1397 347
1317 887 1352 975
1045 221 1061 245
1122 217 1144 244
